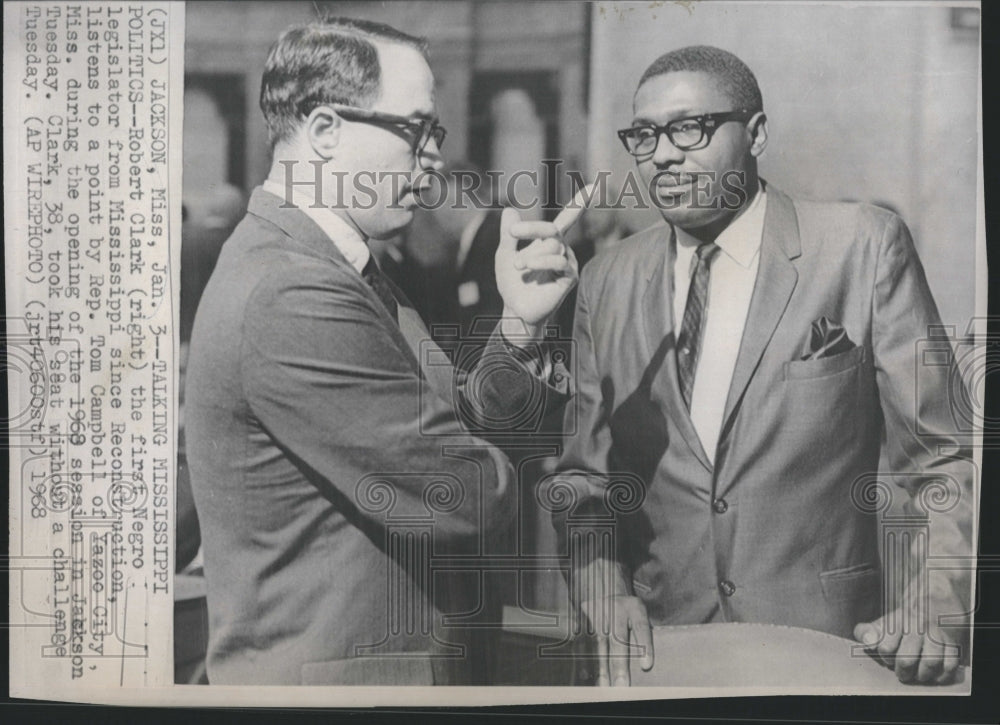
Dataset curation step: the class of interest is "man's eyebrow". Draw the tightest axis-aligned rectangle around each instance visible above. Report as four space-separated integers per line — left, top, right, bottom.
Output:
408 111 437 122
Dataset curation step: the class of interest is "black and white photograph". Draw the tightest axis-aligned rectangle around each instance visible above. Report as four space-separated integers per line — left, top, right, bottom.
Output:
173 0 982 693
5 0 993 711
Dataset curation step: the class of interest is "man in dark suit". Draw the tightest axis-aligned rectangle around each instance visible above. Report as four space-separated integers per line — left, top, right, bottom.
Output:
553 46 974 686
185 17 583 685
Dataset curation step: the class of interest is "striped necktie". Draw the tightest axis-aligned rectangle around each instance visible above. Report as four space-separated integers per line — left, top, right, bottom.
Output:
676 242 721 409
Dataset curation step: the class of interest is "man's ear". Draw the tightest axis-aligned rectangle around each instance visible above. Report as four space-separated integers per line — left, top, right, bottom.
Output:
307 105 342 159
748 112 768 158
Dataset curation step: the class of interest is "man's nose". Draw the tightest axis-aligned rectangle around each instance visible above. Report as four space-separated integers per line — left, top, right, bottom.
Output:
419 139 445 171
651 131 684 166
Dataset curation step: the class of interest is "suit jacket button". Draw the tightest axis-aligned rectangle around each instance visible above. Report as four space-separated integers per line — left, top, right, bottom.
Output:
719 580 736 596
712 498 728 514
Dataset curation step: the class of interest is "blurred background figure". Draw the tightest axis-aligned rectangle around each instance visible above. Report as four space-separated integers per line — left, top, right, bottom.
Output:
375 161 510 377
374 161 503 344
552 185 633 338
369 213 449 326
441 162 505 340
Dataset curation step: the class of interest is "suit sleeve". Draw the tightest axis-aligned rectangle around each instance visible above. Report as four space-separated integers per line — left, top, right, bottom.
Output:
379 265 570 434
453 328 572 434
549 270 633 600
872 214 975 606
241 264 516 542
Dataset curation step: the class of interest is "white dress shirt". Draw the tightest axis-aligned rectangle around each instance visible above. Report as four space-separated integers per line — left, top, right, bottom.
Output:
261 179 370 272
672 187 767 463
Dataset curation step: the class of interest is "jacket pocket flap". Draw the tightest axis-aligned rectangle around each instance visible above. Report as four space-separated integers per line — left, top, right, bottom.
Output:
819 563 880 602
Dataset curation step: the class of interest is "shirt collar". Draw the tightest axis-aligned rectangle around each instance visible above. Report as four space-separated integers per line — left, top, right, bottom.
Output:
713 183 767 269
261 178 370 273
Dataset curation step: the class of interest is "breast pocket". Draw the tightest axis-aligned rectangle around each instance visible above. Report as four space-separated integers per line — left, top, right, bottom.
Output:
784 345 865 381
777 345 869 447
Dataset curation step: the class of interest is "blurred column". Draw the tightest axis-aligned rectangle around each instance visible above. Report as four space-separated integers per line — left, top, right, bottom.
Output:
491 89 545 220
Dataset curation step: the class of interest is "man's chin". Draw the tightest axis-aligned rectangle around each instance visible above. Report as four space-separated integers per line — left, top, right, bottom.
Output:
657 206 729 232
367 209 416 240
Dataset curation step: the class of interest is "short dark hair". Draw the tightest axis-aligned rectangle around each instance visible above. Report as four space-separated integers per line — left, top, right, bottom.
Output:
637 45 763 113
260 16 428 146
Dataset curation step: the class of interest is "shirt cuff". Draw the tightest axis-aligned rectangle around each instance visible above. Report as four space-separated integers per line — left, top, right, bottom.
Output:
499 330 569 393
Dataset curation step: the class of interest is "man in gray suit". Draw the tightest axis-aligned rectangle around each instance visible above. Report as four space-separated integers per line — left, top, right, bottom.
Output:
185 17 582 685
553 46 974 686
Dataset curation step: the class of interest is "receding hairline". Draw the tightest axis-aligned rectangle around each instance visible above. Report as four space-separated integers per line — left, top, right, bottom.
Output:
368 39 437 110
296 16 428 54
280 21 430 100
369 36 431 69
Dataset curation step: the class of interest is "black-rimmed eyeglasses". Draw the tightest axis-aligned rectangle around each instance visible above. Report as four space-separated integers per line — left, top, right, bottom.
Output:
618 110 754 156
301 101 447 155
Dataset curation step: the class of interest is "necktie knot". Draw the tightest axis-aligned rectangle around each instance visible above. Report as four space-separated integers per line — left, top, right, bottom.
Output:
696 241 721 263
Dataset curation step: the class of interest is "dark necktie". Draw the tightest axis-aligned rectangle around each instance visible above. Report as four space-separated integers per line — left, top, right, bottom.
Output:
676 242 721 409
362 256 399 323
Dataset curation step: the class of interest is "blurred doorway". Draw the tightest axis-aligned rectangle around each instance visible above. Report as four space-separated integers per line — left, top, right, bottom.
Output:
468 71 559 219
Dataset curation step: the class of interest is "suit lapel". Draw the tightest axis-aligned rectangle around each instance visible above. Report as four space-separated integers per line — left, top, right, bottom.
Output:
719 186 801 441
249 188 431 376
640 227 713 473
391 277 449 387
639 226 674 362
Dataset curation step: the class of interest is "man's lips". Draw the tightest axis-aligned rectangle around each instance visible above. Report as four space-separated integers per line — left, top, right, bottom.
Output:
404 186 425 205
655 172 697 188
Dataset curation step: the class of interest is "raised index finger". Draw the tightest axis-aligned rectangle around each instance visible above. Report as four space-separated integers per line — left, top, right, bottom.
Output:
553 182 597 236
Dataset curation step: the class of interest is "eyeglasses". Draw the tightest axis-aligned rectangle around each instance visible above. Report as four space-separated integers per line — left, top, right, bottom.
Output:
617 110 754 156
301 101 447 155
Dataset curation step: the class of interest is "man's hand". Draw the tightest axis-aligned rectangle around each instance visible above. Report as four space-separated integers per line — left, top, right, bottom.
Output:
573 557 654 686
495 184 594 344
853 572 966 685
